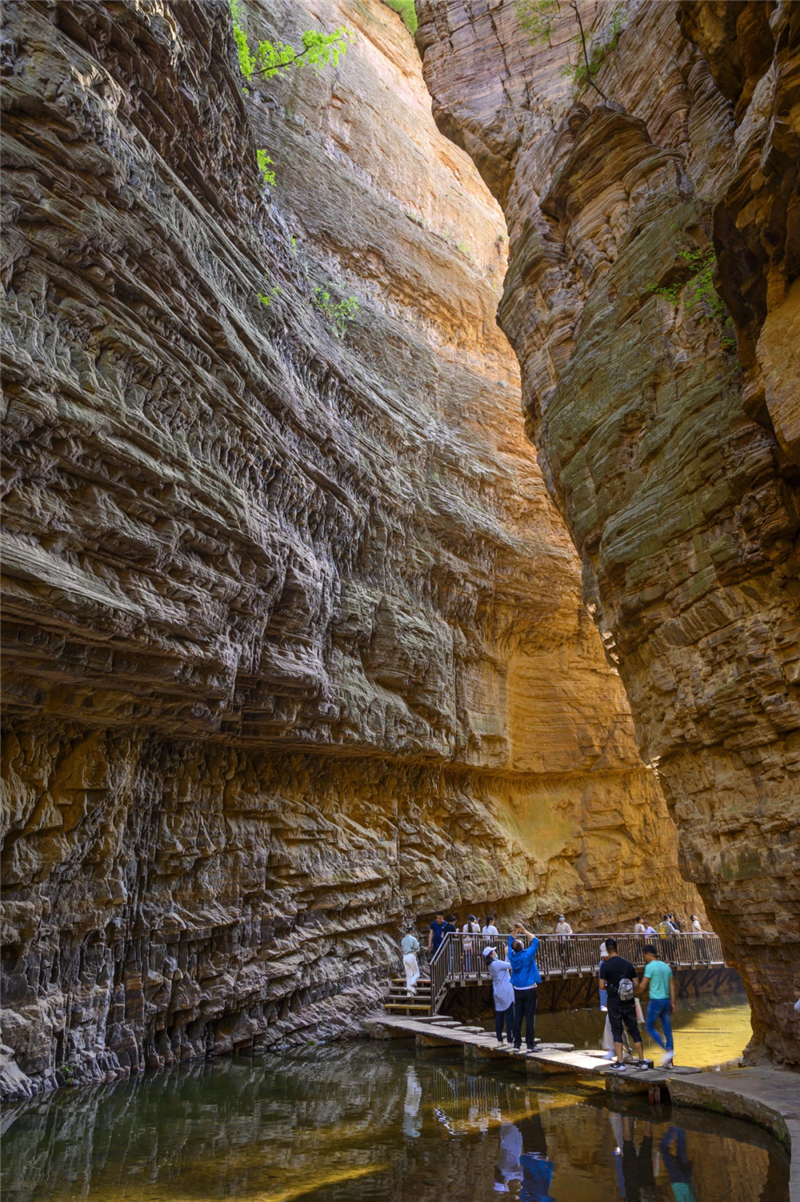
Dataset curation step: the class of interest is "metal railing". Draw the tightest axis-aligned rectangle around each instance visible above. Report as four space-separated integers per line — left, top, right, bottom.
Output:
428 931 725 1014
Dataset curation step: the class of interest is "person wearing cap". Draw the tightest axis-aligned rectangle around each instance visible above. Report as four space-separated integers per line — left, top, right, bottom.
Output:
483 946 514 1044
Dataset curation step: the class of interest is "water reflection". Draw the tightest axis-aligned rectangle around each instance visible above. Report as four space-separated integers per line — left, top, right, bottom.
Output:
1 1042 789 1202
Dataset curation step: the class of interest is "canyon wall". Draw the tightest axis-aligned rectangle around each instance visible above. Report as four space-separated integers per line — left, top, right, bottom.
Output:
0 0 700 1099
417 0 800 1064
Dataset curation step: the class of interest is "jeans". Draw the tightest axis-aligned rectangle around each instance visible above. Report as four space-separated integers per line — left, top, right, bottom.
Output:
494 1004 514 1042
513 987 538 1048
645 996 673 1051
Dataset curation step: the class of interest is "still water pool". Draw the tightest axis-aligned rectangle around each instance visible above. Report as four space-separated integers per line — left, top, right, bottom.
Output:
1 1035 789 1202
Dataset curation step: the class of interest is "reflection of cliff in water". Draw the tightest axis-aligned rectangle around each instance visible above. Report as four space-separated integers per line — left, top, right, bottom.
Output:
2 1043 789 1202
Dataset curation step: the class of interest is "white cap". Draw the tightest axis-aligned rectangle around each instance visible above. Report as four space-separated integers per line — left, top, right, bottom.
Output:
482 946 494 958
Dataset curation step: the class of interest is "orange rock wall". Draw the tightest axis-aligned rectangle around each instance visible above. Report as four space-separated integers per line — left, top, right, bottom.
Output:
1 0 699 1097
417 0 800 1064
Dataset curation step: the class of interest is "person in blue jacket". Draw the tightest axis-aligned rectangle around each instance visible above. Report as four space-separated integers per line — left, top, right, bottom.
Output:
507 923 541 1051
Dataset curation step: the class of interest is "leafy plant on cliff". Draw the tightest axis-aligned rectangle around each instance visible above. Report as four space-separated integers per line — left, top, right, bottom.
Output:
648 248 736 347
256 149 276 187
381 0 418 35
312 286 360 337
515 0 560 46
257 271 282 308
515 0 626 103
229 0 352 85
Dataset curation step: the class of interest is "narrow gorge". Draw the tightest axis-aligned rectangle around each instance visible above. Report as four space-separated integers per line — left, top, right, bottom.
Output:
0 0 796 1114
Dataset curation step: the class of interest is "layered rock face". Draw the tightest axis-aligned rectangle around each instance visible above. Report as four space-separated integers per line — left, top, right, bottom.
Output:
1 0 699 1097
417 0 800 1063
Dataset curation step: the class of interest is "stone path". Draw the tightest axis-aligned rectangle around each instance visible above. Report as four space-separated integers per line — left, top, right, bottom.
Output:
366 1013 700 1088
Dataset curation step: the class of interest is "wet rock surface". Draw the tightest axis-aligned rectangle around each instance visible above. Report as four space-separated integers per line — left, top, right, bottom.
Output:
0 0 703 1099
417 0 800 1064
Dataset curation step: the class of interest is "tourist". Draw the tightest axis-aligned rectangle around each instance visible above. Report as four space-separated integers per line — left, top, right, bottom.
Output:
670 913 683 933
482 915 499 938
644 922 657 936
690 914 703 935
483 946 514 1044
609 1113 656 1201
599 941 610 1012
555 914 573 935
634 916 646 935
428 911 447 957
659 914 677 936
400 926 421 995
445 914 458 971
636 944 676 1067
507 922 541 1051
660 1127 697 1200
462 914 480 972
599 937 645 1070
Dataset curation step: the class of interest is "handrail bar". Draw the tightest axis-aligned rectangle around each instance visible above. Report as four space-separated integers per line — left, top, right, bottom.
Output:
428 930 726 1014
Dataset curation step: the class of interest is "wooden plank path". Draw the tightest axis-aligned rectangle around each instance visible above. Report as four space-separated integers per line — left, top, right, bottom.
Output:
366 1013 703 1096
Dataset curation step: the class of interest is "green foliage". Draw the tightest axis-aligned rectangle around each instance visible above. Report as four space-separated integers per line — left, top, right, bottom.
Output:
647 247 735 346
229 3 352 86
62 1065 74 1082
515 0 560 46
256 149 276 187
382 0 418 34
257 272 282 308
561 5 625 86
230 0 255 80
313 286 360 337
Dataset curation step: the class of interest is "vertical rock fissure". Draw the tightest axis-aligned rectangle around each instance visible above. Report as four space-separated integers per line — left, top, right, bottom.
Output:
416 0 799 1065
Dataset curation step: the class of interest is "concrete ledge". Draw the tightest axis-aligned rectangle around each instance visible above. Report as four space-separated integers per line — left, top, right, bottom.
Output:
669 1067 800 1201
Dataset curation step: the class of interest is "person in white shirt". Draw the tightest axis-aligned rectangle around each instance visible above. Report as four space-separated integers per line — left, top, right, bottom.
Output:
690 914 703 934
483 946 514 1043
482 915 499 937
634 916 646 934
555 915 573 935
400 927 420 994
462 915 481 972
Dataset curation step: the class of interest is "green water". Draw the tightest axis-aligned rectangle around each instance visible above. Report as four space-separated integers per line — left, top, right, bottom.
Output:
1 1037 789 1202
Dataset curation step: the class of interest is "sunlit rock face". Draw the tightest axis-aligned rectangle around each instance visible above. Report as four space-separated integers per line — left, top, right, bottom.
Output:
1 0 700 1098
417 0 800 1064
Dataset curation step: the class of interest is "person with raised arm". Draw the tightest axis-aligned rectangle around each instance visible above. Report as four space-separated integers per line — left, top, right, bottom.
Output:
507 922 541 1052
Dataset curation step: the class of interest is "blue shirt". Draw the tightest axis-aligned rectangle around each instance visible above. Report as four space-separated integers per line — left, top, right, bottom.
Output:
507 935 541 989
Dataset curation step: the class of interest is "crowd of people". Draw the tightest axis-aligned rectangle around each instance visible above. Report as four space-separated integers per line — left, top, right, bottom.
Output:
397 908 706 1069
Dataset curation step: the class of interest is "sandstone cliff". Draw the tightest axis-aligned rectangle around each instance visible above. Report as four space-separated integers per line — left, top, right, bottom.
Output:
417 0 799 1064
1 0 699 1098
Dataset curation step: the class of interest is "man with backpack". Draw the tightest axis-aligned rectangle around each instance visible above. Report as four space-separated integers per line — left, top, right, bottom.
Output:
599 937 645 1070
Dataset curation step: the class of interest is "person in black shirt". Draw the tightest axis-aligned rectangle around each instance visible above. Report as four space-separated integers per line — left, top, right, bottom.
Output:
428 912 447 956
599 938 645 1069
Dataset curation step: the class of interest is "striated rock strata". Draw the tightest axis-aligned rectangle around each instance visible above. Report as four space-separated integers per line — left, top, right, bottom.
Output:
1 0 700 1097
417 0 800 1063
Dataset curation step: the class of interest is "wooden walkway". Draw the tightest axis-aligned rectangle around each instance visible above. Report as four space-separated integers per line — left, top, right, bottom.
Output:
367 1012 702 1097
386 930 728 1015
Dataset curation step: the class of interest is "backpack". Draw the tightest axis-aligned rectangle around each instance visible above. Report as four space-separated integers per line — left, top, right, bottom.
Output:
618 977 635 1002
